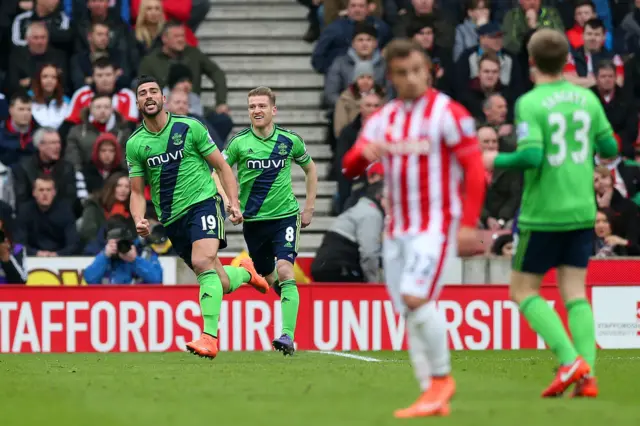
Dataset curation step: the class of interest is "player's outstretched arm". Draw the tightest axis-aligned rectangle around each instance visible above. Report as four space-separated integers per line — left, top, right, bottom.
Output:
130 176 150 237
300 161 317 228
205 150 242 223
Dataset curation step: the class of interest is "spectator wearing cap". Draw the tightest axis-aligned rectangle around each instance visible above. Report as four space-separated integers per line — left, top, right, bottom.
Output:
13 174 79 257
6 22 69 96
502 0 564 55
409 18 453 95
82 133 127 195
335 91 383 213
65 93 133 171
311 0 391 74
333 69 386 139
393 0 454 50
324 22 386 108
453 0 490 61
13 127 83 212
70 22 131 92
455 22 520 100
0 92 38 168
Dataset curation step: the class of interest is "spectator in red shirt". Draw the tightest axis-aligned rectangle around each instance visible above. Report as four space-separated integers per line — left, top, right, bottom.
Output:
564 18 623 88
131 0 199 46
566 0 613 51
65 58 138 129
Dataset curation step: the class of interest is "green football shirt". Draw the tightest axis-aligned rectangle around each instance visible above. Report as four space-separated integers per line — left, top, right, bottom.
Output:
515 80 614 231
222 125 312 221
126 113 218 225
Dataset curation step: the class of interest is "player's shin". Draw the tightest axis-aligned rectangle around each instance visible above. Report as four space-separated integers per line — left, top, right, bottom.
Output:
409 301 451 378
406 314 432 391
222 265 251 294
197 270 224 337
519 295 578 365
566 298 596 375
279 279 299 339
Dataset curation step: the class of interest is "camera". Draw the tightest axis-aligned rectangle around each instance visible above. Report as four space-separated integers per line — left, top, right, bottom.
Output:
106 227 135 257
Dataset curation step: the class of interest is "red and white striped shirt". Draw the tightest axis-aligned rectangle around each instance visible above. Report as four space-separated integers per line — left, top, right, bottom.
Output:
343 89 485 238
66 85 138 124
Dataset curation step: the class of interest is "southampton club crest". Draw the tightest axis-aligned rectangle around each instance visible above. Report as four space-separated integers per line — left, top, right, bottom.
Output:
172 133 184 146
278 143 288 156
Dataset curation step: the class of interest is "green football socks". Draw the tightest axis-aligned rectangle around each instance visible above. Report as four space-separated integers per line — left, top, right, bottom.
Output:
566 298 597 375
520 295 578 365
279 279 299 339
223 265 251 294
197 270 224 337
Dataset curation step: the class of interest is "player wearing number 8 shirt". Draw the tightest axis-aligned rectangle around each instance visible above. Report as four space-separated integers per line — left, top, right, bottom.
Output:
484 29 619 399
342 39 486 418
222 86 318 356
126 76 269 360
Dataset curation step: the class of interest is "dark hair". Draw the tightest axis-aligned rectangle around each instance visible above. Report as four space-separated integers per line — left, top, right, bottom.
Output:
595 59 616 75
93 57 115 71
574 0 595 12
465 0 490 13
407 17 435 38
9 90 31 106
31 63 64 105
90 21 110 32
136 75 161 94
162 20 183 36
98 171 130 211
490 233 513 256
34 174 55 187
584 18 605 32
352 21 377 40
91 93 112 103
167 63 193 89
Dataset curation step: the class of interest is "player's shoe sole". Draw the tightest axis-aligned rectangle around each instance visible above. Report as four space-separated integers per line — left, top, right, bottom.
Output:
186 334 219 359
239 259 269 294
571 376 599 398
272 335 295 356
541 356 590 397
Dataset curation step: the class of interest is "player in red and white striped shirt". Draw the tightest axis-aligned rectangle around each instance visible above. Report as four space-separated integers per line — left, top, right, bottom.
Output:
342 39 486 418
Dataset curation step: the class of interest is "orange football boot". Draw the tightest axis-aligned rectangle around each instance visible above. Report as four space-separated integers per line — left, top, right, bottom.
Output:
186 333 219 359
541 356 590 397
572 376 599 398
394 376 456 419
240 258 269 294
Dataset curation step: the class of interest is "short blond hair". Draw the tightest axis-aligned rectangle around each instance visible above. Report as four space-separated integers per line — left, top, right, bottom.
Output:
527 28 569 76
248 86 276 105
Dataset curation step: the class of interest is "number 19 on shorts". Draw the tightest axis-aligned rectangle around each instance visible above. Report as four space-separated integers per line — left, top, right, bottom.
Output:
201 215 216 230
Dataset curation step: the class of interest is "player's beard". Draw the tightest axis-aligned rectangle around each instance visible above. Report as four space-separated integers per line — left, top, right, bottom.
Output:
142 100 163 118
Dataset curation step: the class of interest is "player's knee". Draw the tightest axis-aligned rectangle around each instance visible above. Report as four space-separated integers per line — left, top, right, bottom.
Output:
402 294 429 311
191 254 215 275
276 259 294 281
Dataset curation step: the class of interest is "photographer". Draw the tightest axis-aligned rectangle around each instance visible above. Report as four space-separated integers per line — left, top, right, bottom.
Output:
312 181 385 283
0 203 27 284
83 220 163 285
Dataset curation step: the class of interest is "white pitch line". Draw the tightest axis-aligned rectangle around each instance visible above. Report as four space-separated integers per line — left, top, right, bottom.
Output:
309 350 382 362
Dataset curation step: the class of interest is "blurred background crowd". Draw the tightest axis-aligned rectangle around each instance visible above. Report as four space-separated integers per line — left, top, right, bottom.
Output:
0 0 639 285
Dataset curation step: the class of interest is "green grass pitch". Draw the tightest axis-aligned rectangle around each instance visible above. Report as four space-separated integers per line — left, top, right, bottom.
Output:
0 350 638 425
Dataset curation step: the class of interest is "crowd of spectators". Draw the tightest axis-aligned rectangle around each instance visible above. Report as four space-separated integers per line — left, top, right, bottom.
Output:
0 0 234 283
300 0 640 281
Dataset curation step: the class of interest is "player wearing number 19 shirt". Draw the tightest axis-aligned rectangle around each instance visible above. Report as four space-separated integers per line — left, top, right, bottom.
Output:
484 29 619 399
126 76 268 360
342 39 486 418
